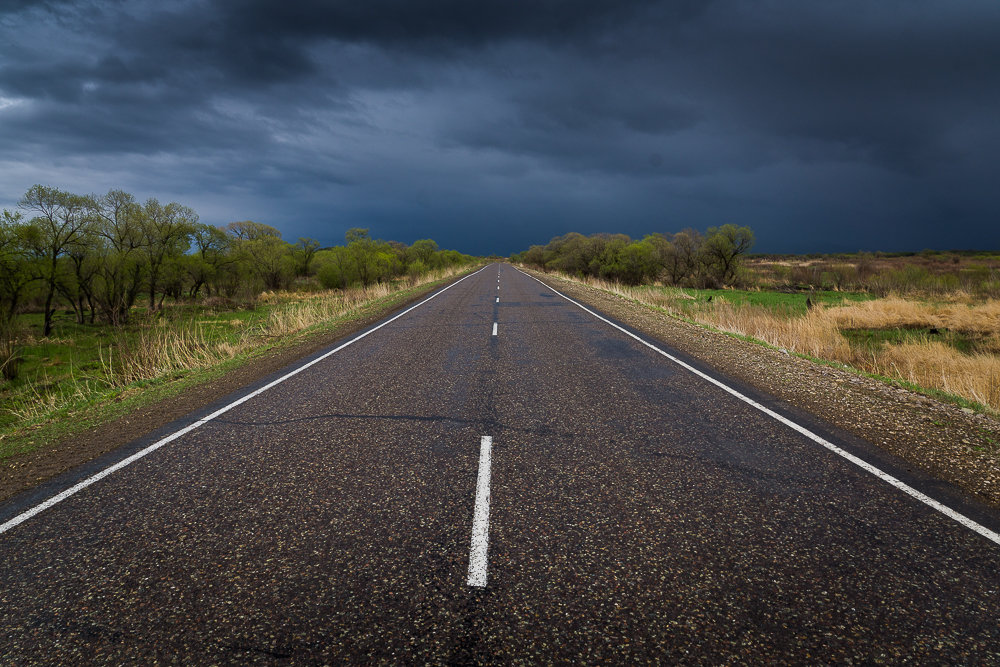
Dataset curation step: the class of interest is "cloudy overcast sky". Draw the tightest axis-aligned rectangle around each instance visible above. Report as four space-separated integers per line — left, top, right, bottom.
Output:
1 1 998 255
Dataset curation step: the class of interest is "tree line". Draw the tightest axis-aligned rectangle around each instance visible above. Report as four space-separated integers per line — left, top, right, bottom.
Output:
511 225 755 287
0 184 476 336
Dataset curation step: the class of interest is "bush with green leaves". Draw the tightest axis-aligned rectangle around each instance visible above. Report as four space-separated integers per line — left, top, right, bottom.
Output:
513 225 755 287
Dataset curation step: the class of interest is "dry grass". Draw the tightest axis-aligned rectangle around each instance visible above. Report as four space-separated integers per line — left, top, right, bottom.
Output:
7 372 105 422
876 342 1000 411
4 265 474 423
747 253 1000 299
540 270 1000 413
101 327 246 387
697 304 1000 410
689 301 853 359
109 267 468 385
825 297 1000 334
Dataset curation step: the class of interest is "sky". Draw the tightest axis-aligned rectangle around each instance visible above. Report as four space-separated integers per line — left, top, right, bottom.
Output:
1 1 998 256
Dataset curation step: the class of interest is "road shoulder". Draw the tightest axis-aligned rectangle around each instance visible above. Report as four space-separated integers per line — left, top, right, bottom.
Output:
526 268 1000 510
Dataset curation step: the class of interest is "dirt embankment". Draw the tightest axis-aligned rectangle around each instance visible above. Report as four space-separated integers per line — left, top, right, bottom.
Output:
529 270 1000 510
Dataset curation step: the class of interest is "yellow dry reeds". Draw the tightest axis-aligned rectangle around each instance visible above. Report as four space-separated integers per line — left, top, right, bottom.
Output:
693 301 852 360
877 342 1000 411
261 269 458 338
103 325 249 387
826 297 1000 334
4 266 477 424
537 269 1000 413
110 267 472 385
6 366 102 421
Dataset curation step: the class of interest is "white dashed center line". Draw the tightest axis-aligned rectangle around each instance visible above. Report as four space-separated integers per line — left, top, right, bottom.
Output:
467 435 494 588
492 322 498 336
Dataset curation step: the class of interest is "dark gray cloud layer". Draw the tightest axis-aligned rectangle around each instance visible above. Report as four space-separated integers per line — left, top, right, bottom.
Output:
2 0 998 254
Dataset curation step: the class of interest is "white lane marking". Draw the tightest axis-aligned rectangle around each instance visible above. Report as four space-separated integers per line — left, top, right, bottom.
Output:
515 268 1000 547
0 266 491 537
492 322 498 337
467 435 493 587
496 297 499 303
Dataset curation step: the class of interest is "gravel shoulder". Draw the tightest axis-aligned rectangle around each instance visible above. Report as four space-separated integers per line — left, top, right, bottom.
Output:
0 277 465 503
528 269 1000 510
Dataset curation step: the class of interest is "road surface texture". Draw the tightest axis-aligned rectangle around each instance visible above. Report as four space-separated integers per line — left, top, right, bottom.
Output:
1 263 999 664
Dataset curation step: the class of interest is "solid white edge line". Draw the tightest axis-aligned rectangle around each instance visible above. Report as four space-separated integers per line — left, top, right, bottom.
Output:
492 322 498 336
514 267 1000 546
0 265 492 536
467 435 493 587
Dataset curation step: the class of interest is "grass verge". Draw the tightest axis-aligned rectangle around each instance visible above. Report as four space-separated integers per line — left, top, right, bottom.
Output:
530 268 999 417
1 266 481 462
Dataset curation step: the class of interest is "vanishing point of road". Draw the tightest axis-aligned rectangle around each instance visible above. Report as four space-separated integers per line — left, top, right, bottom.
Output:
1 263 998 663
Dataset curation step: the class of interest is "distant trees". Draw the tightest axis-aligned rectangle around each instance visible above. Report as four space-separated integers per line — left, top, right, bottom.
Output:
316 246 355 290
0 183 477 340
669 231 699 283
512 225 755 287
314 229 472 290
227 221 290 291
344 227 383 286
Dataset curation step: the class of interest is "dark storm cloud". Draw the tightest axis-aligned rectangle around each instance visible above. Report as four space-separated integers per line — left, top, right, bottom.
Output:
0 0 80 14
208 0 697 50
1 0 998 254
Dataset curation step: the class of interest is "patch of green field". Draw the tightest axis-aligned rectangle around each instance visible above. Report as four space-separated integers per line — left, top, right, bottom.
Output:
841 327 979 355
638 286 874 316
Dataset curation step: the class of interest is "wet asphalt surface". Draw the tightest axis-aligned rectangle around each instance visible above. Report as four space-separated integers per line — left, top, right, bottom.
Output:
1 263 999 664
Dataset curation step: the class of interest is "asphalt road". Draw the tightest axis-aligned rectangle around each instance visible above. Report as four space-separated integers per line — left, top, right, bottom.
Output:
2 263 999 663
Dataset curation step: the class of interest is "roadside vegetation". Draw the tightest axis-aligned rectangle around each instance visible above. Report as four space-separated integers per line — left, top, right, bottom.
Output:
516 230 1000 414
0 184 480 456
511 225 755 288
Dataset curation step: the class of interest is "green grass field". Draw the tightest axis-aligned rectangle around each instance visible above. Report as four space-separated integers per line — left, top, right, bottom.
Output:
636 285 875 316
840 327 980 355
